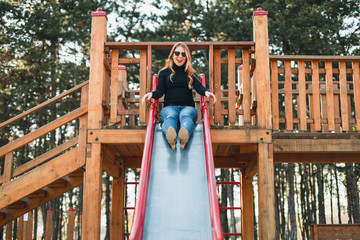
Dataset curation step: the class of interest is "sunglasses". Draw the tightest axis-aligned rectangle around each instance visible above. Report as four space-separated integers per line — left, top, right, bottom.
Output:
174 51 186 57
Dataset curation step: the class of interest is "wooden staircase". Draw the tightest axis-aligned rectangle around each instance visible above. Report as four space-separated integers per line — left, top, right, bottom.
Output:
0 82 89 227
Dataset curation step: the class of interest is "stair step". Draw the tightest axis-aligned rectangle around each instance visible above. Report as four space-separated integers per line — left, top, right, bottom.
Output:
48 179 67 188
8 201 26 209
28 190 47 198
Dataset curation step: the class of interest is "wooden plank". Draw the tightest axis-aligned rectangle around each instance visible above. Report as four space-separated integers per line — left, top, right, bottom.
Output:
312 61 321 131
0 82 88 130
271 60 279 131
106 41 255 50
334 84 341 131
339 61 349 131
274 152 360 163
67 208 76 240
0 148 79 209
3 152 13 184
88 12 107 129
139 49 147 125
27 212 33 240
325 61 335 131
284 61 293 131
209 44 214 125
110 49 119 123
82 143 102 239
228 49 236 125
273 138 360 152
298 61 307 131
214 49 222 124
0 105 87 158
110 167 125 240
244 157 258 178
253 12 272 129
147 45 152 92
78 85 88 165
18 216 24 240
45 210 53 240
242 49 251 125
5 222 12 240
310 224 360 240
0 172 83 226
320 83 328 132
242 175 254 240
353 61 360 131
13 137 78 178
257 143 275 239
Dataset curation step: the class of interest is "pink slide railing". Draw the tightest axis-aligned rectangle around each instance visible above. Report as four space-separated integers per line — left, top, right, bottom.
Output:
129 75 158 240
200 74 224 240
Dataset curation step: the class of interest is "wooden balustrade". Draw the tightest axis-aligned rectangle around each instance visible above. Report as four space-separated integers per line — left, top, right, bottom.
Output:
103 42 256 128
270 56 360 133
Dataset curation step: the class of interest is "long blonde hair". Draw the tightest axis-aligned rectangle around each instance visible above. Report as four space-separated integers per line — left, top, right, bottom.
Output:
159 42 196 89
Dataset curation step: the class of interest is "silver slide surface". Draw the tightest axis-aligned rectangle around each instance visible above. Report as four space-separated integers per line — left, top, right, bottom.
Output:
142 124 212 240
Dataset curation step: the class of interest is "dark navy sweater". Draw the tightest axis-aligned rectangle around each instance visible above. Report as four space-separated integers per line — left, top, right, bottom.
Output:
151 64 208 107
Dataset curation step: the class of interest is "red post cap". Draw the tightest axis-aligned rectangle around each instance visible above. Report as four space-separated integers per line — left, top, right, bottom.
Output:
118 65 127 70
69 208 76 212
238 65 243 70
91 7 107 19
47 209 54 213
253 7 268 16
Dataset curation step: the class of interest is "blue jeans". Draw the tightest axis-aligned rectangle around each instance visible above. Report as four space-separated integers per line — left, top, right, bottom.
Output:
160 106 198 136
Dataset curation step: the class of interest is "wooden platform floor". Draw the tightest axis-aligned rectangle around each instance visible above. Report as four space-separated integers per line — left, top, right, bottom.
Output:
90 129 360 175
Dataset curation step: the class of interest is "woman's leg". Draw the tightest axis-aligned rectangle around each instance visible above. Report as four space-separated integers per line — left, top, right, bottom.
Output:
178 106 198 149
160 106 179 149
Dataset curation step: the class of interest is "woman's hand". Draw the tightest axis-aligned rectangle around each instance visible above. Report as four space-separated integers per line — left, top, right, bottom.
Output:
205 91 216 103
141 92 153 104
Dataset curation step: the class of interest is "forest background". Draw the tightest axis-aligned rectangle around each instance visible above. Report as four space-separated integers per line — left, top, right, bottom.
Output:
1 0 360 239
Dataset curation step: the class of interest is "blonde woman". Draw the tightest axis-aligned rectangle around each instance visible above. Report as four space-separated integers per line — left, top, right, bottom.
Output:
142 42 216 150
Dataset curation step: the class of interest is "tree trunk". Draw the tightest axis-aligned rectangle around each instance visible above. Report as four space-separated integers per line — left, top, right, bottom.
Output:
287 163 297 239
310 164 317 224
334 164 342 224
274 164 281 239
229 169 236 236
330 165 334 224
280 166 286 239
220 169 229 239
316 164 326 224
346 163 360 223
105 174 111 240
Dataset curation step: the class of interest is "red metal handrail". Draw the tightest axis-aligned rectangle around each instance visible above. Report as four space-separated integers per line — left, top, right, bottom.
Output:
129 75 158 240
200 74 224 240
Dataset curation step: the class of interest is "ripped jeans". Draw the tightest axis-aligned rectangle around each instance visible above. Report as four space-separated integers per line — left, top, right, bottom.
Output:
160 106 198 136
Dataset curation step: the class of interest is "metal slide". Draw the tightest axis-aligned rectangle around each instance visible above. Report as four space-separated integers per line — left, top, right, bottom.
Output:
129 74 222 240
142 124 212 239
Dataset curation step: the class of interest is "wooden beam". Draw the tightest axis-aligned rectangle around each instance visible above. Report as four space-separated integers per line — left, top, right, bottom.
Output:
274 152 360 163
110 49 119 123
273 138 360 152
0 82 88 130
0 106 87 158
353 61 360 131
0 173 83 226
139 49 147 125
110 166 125 240
257 143 275 240
78 85 88 166
0 148 80 209
12 137 78 179
244 157 258 178
242 175 254 240
228 49 236 125
82 143 102 240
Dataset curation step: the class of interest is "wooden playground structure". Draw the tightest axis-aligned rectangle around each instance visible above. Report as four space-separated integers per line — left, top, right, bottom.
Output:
1 7 360 240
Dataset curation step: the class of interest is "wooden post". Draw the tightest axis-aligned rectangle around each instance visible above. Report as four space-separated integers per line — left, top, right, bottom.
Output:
271 60 279 131
110 164 125 240
257 143 275 240
228 48 236 125
23 212 33 240
118 65 127 126
82 7 107 240
5 221 12 240
253 8 272 129
139 49 147 125
67 208 76 240
110 49 119 124
284 61 293 131
242 50 251 125
214 49 222 124
78 84 88 166
88 7 107 129
353 61 360 131
45 209 53 240
242 175 254 240
18 216 24 240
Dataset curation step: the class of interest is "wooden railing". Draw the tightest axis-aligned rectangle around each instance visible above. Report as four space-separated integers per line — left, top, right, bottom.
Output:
0 83 89 186
270 56 360 133
102 42 257 128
